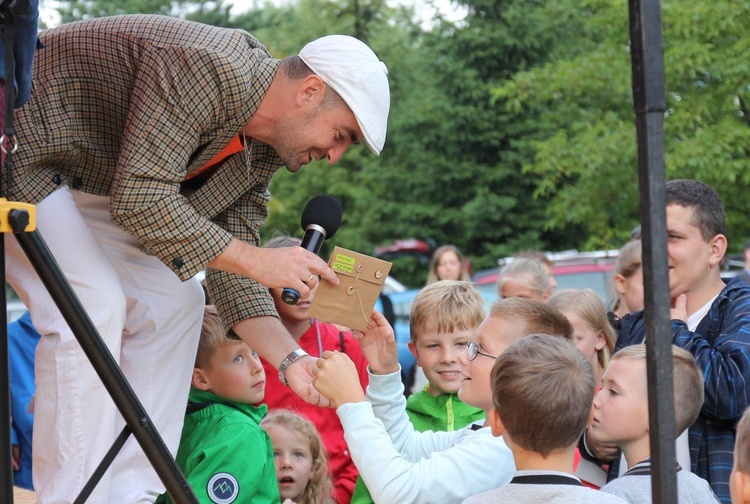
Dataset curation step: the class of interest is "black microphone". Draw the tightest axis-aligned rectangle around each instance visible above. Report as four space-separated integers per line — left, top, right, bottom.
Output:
281 195 343 305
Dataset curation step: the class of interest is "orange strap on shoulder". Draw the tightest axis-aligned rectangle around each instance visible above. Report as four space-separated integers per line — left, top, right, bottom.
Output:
183 135 243 181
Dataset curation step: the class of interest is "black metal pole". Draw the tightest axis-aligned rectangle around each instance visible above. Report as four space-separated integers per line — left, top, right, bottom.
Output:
74 426 133 504
1 5 17 502
628 0 678 503
9 209 198 503
0 233 12 504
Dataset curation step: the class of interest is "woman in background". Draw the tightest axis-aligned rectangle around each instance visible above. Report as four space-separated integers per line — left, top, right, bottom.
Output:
426 245 471 285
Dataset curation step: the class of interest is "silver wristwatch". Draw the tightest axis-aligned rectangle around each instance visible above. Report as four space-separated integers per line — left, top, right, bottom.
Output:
278 349 309 386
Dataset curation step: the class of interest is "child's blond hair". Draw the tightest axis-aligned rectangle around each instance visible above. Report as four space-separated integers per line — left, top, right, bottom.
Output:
261 410 335 504
409 280 485 344
496 258 550 299
547 288 617 370
491 334 595 457
612 344 704 434
487 297 574 344
195 304 241 368
610 239 642 313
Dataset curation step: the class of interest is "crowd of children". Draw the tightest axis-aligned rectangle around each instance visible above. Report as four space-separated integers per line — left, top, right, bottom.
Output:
12 177 750 504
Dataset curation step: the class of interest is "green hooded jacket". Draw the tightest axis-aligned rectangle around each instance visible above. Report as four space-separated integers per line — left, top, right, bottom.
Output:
156 388 280 504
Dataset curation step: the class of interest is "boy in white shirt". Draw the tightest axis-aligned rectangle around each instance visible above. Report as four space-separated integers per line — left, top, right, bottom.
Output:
313 297 574 503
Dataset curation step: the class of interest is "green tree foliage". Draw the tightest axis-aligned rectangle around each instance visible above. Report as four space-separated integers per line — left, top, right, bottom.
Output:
402 0 594 270
56 0 234 26
495 0 750 251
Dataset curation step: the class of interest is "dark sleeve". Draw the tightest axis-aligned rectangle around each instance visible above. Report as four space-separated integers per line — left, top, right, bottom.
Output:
671 294 750 422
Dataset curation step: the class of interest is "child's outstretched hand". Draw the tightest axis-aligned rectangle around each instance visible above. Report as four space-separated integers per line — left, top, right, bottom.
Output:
313 351 366 407
354 310 399 375
286 356 332 408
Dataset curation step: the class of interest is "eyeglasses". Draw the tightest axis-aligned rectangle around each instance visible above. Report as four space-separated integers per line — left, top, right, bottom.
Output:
466 341 498 361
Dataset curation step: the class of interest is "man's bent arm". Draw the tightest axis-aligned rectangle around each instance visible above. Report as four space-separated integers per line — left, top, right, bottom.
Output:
233 316 299 368
233 316 329 407
208 237 337 294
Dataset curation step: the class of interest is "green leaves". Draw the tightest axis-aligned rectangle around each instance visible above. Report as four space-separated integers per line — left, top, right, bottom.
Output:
497 0 750 249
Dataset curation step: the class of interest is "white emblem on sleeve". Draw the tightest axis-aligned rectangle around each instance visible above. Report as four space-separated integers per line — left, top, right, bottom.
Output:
207 472 239 503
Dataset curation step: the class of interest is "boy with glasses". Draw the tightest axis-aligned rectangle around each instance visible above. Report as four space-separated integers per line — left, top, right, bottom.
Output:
313 297 574 503
462 335 627 504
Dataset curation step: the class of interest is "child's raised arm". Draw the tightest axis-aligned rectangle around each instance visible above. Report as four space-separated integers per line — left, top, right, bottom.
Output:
313 351 366 407
353 310 399 375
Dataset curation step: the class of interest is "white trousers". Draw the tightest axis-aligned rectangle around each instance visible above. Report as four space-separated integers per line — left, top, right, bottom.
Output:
5 187 204 503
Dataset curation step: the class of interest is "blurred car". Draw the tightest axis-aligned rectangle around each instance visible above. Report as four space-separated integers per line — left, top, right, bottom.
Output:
721 254 745 279
473 250 620 313
5 283 27 322
381 275 408 296
7 298 27 322
374 238 435 263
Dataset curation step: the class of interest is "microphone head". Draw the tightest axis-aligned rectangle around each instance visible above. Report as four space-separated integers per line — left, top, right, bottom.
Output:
301 194 343 238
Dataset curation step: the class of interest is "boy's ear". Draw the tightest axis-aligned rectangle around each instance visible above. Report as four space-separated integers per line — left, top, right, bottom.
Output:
192 367 211 391
408 341 420 363
708 234 728 267
489 408 505 438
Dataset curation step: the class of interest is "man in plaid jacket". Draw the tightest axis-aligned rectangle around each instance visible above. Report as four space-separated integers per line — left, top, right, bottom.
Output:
3 15 389 503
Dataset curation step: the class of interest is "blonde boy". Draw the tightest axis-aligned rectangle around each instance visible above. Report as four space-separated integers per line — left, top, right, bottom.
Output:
462 335 627 504
313 297 574 503
406 280 486 428
351 281 485 503
594 345 719 503
352 280 485 504
731 407 750 504
157 305 279 504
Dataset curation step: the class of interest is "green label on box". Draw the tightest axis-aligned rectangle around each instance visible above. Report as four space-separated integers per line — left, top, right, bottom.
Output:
332 253 356 273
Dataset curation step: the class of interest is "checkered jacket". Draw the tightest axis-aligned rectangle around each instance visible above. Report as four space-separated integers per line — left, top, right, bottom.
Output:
8 15 284 326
